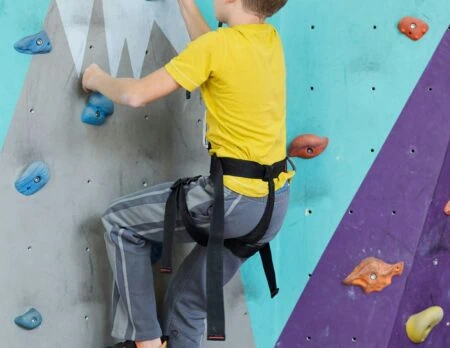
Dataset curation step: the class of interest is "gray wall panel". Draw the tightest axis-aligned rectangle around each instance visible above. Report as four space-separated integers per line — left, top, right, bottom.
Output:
0 1 255 347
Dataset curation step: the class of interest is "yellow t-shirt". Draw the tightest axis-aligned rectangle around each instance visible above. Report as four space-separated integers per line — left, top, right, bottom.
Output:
165 23 294 197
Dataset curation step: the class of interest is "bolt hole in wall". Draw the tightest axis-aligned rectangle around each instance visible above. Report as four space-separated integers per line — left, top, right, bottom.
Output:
89 45 93 50
29 108 34 113
87 179 91 184
370 148 375 153
305 209 313 216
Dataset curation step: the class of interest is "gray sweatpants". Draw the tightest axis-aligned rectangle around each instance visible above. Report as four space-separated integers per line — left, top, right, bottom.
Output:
101 175 290 347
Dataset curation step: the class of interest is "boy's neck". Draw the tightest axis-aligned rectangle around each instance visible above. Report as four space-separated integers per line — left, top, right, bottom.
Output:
225 11 265 27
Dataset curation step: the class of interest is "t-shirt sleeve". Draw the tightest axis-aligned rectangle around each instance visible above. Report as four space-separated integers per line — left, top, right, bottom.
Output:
165 31 224 92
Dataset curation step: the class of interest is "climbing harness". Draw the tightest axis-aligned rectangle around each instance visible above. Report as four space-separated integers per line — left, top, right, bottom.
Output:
160 153 295 341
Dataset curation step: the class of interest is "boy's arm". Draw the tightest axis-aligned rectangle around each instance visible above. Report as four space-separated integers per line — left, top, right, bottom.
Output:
82 64 180 108
178 0 212 40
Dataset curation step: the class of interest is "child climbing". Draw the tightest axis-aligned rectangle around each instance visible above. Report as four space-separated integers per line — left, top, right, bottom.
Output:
81 0 293 347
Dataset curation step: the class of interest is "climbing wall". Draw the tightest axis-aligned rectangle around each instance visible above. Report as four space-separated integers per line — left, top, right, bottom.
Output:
389 130 450 346
277 27 450 348
196 1 450 347
0 0 255 347
3 0 450 347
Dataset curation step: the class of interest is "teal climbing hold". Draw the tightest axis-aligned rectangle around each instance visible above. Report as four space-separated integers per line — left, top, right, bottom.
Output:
15 161 50 196
14 31 52 55
81 92 114 126
14 308 43 330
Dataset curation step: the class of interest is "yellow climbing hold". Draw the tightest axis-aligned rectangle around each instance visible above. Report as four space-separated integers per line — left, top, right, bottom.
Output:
406 306 444 343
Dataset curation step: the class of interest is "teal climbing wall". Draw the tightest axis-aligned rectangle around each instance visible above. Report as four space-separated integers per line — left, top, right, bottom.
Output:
192 2 450 348
0 0 52 148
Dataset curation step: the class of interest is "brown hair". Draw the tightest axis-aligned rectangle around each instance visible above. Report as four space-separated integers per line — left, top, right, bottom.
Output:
242 0 288 18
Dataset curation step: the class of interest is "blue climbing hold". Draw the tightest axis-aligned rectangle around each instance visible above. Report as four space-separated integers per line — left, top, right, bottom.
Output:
15 161 50 196
14 31 52 55
89 92 114 116
151 242 163 265
81 93 114 126
14 308 43 330
81 105 108 125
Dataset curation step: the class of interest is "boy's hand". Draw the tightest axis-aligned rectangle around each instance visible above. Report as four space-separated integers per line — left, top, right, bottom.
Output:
82 63 104 93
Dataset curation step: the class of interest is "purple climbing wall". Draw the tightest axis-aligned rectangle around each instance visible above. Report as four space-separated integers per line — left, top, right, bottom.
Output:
276 28 450 347
388 141 450 346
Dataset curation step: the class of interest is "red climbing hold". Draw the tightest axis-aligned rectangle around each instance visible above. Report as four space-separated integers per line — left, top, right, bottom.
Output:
288 134 329 159
444 201 450 216
398 17 429 41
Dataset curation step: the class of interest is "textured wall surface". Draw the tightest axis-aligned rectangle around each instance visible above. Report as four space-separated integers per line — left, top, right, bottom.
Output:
2 0 450 347
236 3 450 347
278 27 450 348
0 0 254 347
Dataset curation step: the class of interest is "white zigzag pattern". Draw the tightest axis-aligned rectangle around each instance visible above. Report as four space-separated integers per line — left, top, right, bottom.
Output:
56 0 189 78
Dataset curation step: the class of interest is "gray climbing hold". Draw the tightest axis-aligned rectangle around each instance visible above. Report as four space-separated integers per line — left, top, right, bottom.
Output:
14 31 52 55
81 92 114 126
14 308 43 330
15 161 50 196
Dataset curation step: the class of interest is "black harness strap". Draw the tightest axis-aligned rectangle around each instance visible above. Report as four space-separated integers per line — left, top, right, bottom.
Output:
160 155 288 341
206 155 226 340
160 175 203 273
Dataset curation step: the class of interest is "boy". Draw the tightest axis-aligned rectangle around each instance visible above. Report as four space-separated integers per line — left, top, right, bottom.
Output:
82 0 292 347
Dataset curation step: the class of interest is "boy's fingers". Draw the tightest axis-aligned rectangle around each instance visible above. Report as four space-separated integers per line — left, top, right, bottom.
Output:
81 73 90 93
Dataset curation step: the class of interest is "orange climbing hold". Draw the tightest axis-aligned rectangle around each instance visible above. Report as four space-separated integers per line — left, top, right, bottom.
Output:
288 134 329 159
343 257 404 293
444 201 450 216
398 17 429 41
